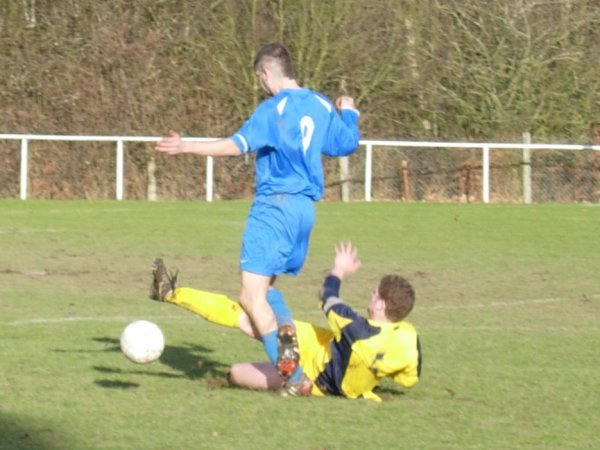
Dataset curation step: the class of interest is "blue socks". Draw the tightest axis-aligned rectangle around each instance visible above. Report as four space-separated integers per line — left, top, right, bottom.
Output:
261 330 279 366
266 288 293 326
265 288 302 383
260 289 292 365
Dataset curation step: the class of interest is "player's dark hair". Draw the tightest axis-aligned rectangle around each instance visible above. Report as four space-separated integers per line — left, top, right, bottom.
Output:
254 43 294 78
378 275 415 322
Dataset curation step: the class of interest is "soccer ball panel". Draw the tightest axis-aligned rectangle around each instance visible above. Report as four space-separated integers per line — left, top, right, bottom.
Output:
120 320 165 364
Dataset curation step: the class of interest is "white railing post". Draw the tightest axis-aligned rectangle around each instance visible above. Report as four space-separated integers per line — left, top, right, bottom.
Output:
482 145 490 203
20 138 29 200
116 140 124 200
147 156 157 201
365 143 372 202
340 156 350 202
522 132 532 204
206 156 214 202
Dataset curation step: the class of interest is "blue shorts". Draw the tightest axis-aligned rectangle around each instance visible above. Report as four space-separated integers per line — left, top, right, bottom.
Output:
240 194 315 276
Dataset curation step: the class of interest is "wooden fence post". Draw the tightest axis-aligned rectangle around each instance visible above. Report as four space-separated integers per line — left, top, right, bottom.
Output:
402 160 410 201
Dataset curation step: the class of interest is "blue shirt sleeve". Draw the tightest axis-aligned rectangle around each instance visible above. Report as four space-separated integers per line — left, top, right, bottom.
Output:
322 108 360 157
230 102 273 154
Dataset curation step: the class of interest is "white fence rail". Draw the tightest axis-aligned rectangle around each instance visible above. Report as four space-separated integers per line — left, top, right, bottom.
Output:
1 134 599 202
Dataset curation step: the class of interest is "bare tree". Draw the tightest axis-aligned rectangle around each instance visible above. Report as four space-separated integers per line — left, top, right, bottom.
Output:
417 0 599 140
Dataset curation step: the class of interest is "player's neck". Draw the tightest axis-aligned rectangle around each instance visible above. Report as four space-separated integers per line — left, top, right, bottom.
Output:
272 78 301 95
370 311 392 323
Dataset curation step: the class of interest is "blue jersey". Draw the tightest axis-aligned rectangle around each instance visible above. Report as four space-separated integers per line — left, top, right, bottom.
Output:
230 88 360 200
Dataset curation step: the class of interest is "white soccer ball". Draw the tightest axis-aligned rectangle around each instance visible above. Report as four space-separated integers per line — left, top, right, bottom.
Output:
120 320 165 364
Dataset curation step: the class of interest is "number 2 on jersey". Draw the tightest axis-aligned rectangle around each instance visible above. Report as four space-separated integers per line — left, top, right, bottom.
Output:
300 116 315 154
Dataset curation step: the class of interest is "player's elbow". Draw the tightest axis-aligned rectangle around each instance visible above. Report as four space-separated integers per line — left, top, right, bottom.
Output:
326 135 359 157
339 138 360 156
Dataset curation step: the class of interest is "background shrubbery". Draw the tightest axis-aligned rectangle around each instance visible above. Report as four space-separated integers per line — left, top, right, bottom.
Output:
1 0 598 199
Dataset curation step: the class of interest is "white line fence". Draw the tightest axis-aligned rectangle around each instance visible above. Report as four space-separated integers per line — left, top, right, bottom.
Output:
1 134 599 202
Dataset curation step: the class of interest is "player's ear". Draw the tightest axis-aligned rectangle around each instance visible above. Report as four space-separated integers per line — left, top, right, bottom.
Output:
375 297 386 312
258 65 270 80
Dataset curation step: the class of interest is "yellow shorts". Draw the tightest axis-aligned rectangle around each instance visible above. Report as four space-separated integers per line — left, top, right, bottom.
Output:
295 320 333 396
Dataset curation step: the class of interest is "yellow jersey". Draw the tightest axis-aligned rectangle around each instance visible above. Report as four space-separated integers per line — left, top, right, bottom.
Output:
296 295 421 401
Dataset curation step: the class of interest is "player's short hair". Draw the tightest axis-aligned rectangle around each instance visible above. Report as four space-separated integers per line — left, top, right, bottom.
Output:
254 43 294 78
378 275 415 322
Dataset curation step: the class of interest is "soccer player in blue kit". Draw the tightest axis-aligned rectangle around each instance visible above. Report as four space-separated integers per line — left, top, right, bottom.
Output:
154 43 360 395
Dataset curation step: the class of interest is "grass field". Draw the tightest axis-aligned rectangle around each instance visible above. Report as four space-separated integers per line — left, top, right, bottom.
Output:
1 200 599 450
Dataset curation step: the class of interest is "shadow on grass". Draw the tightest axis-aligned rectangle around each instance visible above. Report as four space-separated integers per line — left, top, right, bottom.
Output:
0 413 74 450
93 379 140 389
368 377 412 400
373 386 408 399
90 336 230 390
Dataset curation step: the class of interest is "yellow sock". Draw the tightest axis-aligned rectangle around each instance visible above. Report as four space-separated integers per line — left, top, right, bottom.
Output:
165 287 243 328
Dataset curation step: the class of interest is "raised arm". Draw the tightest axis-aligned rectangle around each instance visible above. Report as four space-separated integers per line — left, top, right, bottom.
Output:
155 131 242 157
321 242 362 303
323 97 360 157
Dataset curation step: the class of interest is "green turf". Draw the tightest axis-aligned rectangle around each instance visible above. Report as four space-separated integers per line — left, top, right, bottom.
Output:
1 200 599 449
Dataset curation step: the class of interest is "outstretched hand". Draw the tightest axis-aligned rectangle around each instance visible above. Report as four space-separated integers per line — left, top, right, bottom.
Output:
331 242 362 279
155 131 185 155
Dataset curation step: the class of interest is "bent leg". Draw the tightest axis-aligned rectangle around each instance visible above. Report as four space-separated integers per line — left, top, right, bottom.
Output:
239 271 278 336
240 271 280 365
165 287 257 338
229 362 283 391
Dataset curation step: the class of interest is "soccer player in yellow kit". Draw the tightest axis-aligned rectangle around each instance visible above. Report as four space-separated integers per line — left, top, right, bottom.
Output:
149 242 422 401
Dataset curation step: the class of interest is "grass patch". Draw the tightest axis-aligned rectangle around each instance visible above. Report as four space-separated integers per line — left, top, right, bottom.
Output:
1 200 599 449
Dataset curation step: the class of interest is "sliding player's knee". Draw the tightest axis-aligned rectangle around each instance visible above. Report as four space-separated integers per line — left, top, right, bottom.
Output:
228 364 244 386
